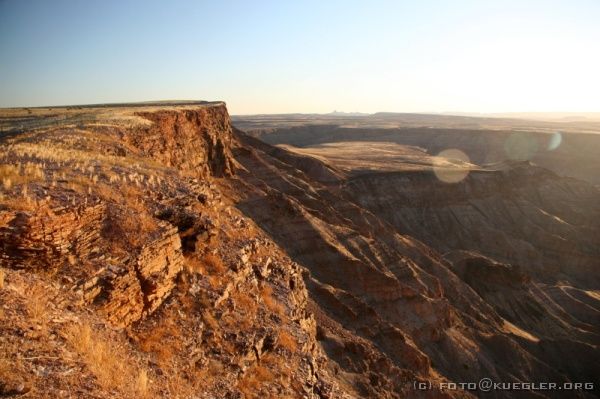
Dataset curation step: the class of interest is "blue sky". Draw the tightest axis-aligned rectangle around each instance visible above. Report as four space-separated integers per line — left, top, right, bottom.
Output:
1 0 599 114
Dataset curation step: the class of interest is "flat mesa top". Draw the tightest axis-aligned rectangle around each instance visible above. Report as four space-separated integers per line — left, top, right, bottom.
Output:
278 141 480 176
0 100 223 114
0 100 225 133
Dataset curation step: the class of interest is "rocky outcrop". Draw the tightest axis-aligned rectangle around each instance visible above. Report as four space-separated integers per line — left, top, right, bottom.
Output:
0 203 106 270
125 103 235 177
135 225 184 313
0 203 184 328
77 224 184 327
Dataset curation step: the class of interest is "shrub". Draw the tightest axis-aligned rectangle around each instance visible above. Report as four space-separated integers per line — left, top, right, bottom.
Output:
27 285 47 322
184 256 206 274
232 290 257 315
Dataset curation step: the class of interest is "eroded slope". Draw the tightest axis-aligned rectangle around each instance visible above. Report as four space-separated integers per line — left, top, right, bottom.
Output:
0 103 345 398
227 128 599 398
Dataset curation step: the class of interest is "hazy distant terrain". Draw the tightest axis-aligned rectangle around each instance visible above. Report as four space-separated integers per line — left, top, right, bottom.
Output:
233 112 600 185
232 111 600 134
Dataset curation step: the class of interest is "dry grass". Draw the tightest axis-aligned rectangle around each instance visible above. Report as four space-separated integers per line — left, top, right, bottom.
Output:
277 330 298 353
184 256 206 275
0 356 29 394
0 163 45 190
202 310 219 331
0 193 37 211
26 285 47 322
260 285 285 316
232 290 258 315
202 252 226 274
137 318 181 367
121 209 157 240
261 352 293 385
208 275 222 289
0 269 4 289
105 207 158 249
95 181 123 203
2 134 155 172
224 290 256 330
237 363 274 398
63 323 152 398
188 359 224 394
116 185 157 241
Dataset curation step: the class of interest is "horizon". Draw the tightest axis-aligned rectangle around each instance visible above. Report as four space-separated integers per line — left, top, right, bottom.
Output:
3 99 600 122
1 0 599 114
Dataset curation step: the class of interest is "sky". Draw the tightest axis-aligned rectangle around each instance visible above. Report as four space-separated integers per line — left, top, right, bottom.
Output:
1 0 599 114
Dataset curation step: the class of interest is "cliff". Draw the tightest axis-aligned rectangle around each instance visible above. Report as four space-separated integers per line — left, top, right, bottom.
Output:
126 104 235 177
0 103 344 398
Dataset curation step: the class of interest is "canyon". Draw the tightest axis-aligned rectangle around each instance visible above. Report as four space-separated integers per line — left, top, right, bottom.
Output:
0 102 598 398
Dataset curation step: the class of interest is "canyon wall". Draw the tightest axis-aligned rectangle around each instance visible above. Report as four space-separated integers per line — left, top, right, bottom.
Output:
1 103 598 398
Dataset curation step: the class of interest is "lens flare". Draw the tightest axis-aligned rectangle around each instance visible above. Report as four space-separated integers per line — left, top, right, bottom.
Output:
547 131 562 151
433 149 470 183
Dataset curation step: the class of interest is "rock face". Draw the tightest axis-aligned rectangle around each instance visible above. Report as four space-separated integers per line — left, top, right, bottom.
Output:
0 204 106 270
77 224 184 327
0 204 185 328
126 103 235 177
342 162 600 287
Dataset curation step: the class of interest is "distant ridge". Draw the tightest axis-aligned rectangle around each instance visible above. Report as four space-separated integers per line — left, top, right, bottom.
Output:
327 110 370 116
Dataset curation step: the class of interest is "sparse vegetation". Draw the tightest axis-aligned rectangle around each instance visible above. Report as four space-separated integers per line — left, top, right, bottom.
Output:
261 352 293 385
184 255 206 274
203 252 227 274
277 330 298 353
188 359 224 395
0 104 318 398
0 163 45 190
63 323 153 398
137 318 181 366
237 363 275 398
260 284 285 316
232 290 258 315
26 285 47 322
202 309 219 331
226 290 256 330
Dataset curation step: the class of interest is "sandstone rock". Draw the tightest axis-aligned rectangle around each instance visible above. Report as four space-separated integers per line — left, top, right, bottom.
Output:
77 224 183 327
0 203 105 269
126 104 235 177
